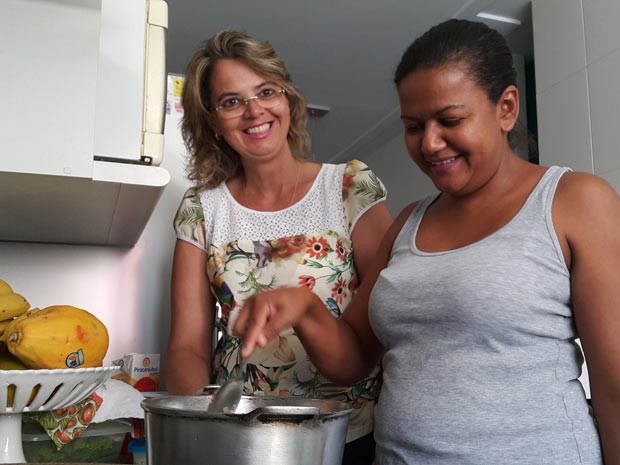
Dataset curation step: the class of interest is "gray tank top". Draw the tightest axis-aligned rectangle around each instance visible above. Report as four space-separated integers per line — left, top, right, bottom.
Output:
369 166 602 464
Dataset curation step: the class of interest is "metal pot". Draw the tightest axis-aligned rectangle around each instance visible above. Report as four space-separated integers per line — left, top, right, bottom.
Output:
141 395 353 465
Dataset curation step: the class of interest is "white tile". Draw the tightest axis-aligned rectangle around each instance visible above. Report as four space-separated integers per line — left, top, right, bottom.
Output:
599 166 620 195
532 0 587 93
583 0 620 64
588 47 620 175
536 69 594 172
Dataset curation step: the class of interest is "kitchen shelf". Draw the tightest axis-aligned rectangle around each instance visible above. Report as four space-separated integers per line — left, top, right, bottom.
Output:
0 161 170 247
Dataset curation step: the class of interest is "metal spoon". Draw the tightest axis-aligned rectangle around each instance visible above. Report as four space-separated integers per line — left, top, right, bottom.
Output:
207 356 246 413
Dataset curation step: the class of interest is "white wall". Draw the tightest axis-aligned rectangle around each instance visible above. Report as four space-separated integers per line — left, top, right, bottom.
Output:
532 0 620 192
0 105 190 388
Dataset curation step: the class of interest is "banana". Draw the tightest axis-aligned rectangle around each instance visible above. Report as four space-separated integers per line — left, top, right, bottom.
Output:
0 280 13 296
0 319 12 337
0 353 31 408
0 293 30 321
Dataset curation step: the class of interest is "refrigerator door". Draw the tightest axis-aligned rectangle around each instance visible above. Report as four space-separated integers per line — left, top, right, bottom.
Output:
94 0 168 166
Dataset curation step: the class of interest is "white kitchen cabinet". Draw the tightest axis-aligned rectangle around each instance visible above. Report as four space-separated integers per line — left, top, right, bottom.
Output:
0 0 170 246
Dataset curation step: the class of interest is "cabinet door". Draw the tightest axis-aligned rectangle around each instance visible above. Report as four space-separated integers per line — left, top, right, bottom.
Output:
0 0 101 178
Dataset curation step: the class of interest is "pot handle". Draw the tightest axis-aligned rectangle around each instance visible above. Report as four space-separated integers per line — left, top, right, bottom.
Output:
241 405 320 424
197 384 220 395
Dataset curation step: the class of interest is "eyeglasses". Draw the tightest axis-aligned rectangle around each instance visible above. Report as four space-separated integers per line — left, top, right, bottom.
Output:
209 87 287 119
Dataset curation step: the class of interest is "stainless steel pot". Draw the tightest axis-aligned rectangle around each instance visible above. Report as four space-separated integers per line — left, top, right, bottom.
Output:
141 395 353 465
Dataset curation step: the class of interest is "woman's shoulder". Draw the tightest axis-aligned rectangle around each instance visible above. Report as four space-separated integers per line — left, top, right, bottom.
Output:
341 159 387 201
176 186 202 211
184 181 230 203
176 182 228 215
342 159 377 177
174 186 208 249
552 168 620 238
555 169 618 205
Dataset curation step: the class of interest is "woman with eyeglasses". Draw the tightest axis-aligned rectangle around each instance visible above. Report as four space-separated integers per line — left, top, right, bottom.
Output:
166 31 392 465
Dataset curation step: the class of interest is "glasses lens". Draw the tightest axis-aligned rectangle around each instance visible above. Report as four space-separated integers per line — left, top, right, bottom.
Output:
217 89 285 119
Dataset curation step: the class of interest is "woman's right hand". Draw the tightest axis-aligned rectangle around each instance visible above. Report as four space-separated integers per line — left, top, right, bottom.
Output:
233 287 318 359
233 285 381 385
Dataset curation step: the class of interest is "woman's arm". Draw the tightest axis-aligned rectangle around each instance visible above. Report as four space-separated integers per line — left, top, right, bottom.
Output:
349 202 392 281
166 239 216 394
235 204 415 385
555 172 620 463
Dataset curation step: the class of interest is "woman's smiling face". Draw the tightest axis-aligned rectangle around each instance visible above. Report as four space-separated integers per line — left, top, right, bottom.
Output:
397 62 516 197
209 58 291 163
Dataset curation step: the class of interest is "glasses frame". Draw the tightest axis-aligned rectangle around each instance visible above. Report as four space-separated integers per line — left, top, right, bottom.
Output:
209 88 287 117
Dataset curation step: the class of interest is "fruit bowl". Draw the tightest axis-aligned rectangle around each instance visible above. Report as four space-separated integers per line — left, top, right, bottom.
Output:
0 366 120 463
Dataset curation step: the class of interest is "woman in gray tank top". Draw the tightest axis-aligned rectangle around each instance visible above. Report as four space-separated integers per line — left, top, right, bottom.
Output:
233 19 620 465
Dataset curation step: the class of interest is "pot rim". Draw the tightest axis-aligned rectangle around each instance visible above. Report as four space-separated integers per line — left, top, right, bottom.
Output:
141 395 354 421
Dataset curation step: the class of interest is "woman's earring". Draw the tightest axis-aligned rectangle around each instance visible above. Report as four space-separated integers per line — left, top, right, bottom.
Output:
214 132 221 141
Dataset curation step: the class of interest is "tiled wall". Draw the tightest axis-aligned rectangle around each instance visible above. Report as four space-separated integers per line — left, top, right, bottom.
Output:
532 0 620 191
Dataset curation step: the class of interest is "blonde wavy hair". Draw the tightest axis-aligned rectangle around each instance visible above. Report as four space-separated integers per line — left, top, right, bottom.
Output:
181 31 312 189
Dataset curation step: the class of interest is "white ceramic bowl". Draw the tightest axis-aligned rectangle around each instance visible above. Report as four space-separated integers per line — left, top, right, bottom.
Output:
0 366 120 463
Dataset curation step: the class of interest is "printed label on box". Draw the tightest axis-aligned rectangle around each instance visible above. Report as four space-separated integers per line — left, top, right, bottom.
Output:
113 353 160 392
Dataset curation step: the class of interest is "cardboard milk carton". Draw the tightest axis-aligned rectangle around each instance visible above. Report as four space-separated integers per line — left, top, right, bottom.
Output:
113 353 160 392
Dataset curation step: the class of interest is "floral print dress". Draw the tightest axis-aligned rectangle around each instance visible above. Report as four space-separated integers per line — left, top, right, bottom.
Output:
173 159 387 441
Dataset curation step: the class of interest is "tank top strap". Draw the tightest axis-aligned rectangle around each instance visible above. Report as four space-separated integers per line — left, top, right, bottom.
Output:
516 165 571 266
528 165 571 218
389 195 437 259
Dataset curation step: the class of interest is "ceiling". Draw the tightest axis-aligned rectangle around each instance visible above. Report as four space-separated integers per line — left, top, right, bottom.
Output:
166 0 533 163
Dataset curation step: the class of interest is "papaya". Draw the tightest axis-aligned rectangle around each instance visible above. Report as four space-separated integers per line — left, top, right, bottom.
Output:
0 307 39 343
5 305 109 369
